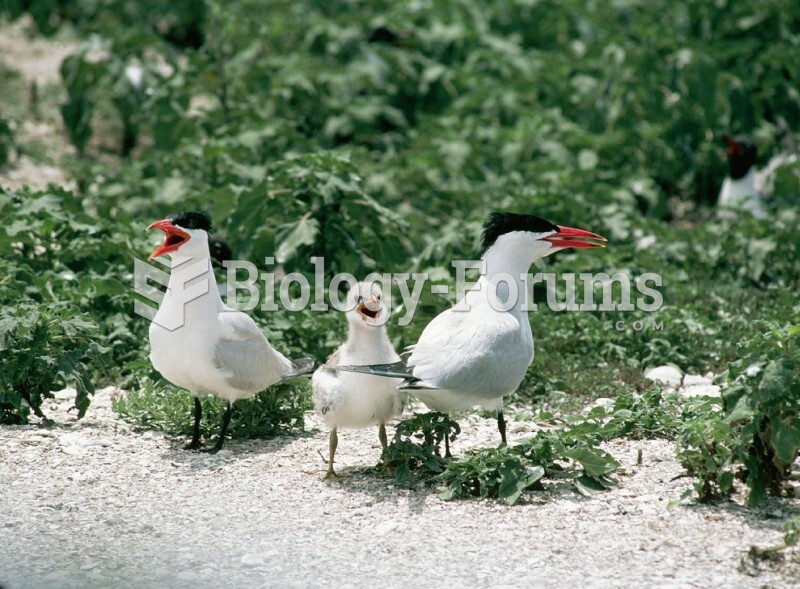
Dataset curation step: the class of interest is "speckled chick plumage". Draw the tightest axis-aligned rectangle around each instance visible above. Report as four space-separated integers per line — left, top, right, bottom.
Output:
312 282 406 429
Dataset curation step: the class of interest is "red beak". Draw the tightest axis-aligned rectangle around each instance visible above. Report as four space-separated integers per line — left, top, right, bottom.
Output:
147 219 191 259
724 135 742 158
541 225 607 249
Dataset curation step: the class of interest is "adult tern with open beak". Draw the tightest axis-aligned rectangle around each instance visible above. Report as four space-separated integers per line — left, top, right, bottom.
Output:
338 212 606 454
146 210 313 453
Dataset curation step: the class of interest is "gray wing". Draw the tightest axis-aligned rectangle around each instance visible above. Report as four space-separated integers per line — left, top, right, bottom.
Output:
214 310 292 392
407 307 532 396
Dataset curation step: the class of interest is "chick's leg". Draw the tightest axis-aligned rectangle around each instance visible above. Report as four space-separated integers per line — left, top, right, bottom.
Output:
325 427 339 480
378 423 393 474
379 423 388 455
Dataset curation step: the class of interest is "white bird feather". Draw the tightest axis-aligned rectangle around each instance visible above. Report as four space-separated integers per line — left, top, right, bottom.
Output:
312 282 405 478
147 212 311 452
312 283 406 429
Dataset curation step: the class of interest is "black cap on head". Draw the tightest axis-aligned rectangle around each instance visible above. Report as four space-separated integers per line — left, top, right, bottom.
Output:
167 210 213 232
725 135 757 180
481 212 558 253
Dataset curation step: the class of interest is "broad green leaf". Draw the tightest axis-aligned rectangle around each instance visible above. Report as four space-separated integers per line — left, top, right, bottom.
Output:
564 448 618 477
275 218 320 264
770 421 800 465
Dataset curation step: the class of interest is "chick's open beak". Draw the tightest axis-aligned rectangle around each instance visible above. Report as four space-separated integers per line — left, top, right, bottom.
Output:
357 296 382 321
147 219 191 259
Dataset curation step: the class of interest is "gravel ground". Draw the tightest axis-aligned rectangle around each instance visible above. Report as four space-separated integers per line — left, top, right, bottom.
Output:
1 387 798 589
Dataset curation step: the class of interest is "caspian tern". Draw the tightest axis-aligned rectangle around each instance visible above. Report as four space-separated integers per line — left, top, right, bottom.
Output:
337 212 606 453
147 211 314 453
312 282 406 479
718 134 797 218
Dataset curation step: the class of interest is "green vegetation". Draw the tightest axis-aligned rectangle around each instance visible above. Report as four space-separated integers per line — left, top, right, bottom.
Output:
0 1 798 510
0 301 97 422
678 321 800 506
422 390 712 504
383 412 461 485
113 377 308 439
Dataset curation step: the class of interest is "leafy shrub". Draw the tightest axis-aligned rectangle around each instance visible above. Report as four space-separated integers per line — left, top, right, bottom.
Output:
382 412 461 486
1 0 206 46
0 187 148 382
438 390 725 505
438 428 619 505
677 321 800 505
438 445 545 505
722 321 800 504
227 152 411 276
566 389 687 440
677 418 737 502
113 375 310 440
0 302 97 423
60 35 183 156
0 116 14 165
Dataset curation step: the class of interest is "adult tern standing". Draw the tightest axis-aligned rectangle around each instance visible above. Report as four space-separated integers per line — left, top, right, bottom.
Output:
338 212 606 453
147 211 313 453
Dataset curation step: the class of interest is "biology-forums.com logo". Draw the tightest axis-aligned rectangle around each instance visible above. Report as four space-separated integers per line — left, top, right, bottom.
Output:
134 255 663 330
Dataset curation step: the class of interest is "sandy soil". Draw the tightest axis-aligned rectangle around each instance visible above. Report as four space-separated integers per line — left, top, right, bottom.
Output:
1 387 798 589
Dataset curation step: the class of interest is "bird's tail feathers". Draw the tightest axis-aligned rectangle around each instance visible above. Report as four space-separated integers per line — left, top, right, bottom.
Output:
335 360 416 381
398 379 440 391
281 357 315 381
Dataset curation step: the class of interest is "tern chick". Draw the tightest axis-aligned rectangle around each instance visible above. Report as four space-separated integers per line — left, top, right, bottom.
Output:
312 282 405 479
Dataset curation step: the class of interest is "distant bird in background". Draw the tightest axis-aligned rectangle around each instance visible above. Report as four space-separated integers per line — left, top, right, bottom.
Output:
208 234 233 269
338 212 606 454
718 133 797 218
718 135 764 217
147 211 313 453
208 233 234 298
312 282 405 479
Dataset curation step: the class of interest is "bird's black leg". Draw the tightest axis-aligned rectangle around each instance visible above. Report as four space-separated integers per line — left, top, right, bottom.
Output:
204 401 233 454
497 410 507 445
184 397 202 450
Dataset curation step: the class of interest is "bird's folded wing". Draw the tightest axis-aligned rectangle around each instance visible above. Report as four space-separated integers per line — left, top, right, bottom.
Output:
214 310 292 391
408 308 522 394
214 337 277 391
